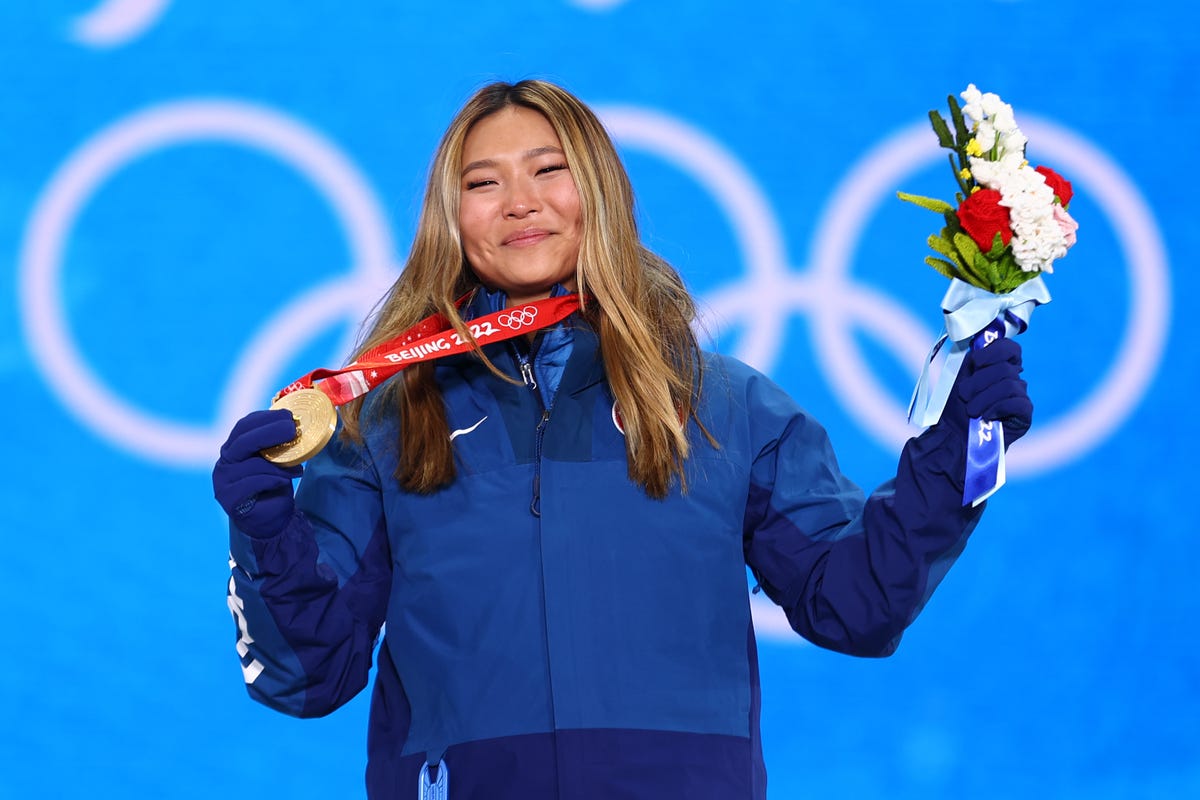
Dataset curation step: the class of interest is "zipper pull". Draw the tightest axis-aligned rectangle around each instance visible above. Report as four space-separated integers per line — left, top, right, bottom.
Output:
519 358 538 390
418 760 448 800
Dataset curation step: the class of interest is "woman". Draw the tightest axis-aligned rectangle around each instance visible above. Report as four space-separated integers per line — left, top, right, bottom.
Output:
213 79 1031 799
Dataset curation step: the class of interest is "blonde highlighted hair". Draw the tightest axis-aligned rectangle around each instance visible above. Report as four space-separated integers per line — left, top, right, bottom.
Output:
340 79 709 498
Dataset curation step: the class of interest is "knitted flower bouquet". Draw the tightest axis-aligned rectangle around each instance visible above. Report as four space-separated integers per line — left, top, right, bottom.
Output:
899 84 1077 289
900 85 1078 505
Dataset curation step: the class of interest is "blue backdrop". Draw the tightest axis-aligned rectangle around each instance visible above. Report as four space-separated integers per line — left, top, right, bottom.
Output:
2 1 1196 797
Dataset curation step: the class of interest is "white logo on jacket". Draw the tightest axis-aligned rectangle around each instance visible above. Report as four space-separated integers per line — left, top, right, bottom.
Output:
449 416 489 441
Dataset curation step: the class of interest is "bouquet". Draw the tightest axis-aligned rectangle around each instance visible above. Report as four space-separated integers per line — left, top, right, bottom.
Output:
899 84 1078 290
900 84 1078 505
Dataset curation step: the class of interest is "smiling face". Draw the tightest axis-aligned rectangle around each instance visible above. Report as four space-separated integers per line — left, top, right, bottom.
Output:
458 106 583 307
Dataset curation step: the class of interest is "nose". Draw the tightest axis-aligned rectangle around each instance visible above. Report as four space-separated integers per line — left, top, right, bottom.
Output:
503 178 539 219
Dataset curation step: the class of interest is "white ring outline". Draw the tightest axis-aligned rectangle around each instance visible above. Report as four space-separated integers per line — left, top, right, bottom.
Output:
600 105 934 426
70 0 172 49
600 106 790 360
18 99 396 465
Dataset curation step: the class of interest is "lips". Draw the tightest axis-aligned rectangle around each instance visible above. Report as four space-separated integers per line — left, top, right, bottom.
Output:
502 227 552 247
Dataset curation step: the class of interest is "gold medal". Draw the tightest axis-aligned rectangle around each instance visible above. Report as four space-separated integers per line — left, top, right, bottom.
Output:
261 388 337 467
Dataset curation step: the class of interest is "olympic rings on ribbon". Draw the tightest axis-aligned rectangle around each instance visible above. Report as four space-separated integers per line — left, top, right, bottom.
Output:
497 306 539 330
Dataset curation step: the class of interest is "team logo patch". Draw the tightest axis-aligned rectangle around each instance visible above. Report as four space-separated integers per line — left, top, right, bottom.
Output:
611 401 625 435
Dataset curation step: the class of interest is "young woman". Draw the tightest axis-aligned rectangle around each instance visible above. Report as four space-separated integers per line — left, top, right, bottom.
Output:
213 79 1031 799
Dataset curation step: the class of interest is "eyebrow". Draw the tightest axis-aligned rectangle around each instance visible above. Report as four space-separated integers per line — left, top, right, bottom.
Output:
461 146 565 177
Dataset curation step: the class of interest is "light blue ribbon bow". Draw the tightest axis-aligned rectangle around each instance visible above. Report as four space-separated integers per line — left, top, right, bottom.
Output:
908 276 1052 428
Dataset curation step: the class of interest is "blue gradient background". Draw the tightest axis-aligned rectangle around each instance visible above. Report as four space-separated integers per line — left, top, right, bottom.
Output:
1 2 1195 798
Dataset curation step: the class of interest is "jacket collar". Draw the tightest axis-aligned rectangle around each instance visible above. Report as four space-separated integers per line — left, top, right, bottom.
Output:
460 284 604 396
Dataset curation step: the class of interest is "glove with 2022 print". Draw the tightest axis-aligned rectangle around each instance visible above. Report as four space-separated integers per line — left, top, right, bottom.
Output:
939 337 1033 448
212 409 303 539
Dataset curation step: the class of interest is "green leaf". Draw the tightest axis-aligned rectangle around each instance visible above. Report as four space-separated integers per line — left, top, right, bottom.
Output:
927 232 964 267
949 154 970 196
1002 251 1023 286
952 231 981 263
897 191 954 214
988 232 1007 258
988 249 1023 293
976 251 1001 290
999 264 1041 293
998 273 1022 293
928 110 955 149
952 232 989 285
924 256 961 281
948 94 971 149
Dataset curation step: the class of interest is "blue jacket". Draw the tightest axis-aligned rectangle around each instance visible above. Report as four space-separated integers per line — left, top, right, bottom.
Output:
226 289 983 799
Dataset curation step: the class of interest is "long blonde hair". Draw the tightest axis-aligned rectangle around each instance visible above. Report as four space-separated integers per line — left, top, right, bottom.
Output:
341 79 709 498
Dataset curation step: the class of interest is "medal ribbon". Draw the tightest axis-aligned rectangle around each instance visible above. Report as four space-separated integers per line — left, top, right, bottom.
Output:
274 292 583 405
905 277 1051 507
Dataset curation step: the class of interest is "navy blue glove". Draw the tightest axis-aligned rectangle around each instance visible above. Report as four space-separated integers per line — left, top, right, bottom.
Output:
213 409 304 539
940 337 1033 447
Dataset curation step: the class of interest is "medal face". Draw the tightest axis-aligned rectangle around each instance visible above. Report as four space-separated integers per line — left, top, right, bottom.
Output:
261 388 337 467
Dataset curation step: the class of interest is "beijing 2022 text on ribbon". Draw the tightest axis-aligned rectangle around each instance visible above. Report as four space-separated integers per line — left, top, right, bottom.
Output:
260 292 583 467
899 84 1079 506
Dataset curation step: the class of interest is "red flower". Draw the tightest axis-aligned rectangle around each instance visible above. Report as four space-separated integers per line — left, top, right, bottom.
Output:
957 189 1012 251
1035 165 1074 207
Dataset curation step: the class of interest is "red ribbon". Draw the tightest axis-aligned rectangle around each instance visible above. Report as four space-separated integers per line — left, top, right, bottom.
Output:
274 293 583 405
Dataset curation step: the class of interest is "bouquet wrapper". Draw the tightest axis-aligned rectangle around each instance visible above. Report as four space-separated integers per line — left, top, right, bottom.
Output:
908 277 1051 506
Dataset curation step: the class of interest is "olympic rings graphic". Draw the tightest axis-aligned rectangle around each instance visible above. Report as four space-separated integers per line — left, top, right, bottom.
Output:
18 99 396 465
14 97 1166 642
19 101 1168 476
498 306 539 330
17 99 1168 641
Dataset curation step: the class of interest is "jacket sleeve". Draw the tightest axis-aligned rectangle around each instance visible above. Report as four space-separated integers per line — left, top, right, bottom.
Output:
225 426 393 718
739 367 983 657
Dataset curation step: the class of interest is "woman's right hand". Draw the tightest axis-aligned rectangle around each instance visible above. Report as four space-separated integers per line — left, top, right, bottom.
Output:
212 409 304 539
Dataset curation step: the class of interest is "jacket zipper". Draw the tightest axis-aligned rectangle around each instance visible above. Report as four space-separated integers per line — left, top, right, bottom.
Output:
513 345 550 517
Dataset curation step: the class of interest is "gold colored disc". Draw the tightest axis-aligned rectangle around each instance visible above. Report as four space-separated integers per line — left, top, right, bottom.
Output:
261 388 337 467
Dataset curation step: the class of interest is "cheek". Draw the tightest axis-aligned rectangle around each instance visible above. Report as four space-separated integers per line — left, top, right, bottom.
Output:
554 185 583 232
458 206 488 254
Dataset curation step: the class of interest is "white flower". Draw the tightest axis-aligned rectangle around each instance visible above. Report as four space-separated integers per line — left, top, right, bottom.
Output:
974 120 997 152
961 84 985 126
999 128 1028 158
980 91 1007 119
960 84 1014 128
968 151 1024 190
990 105 1017 134
993 165 1068 273
958 84 1070 272
960 85 1027 164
